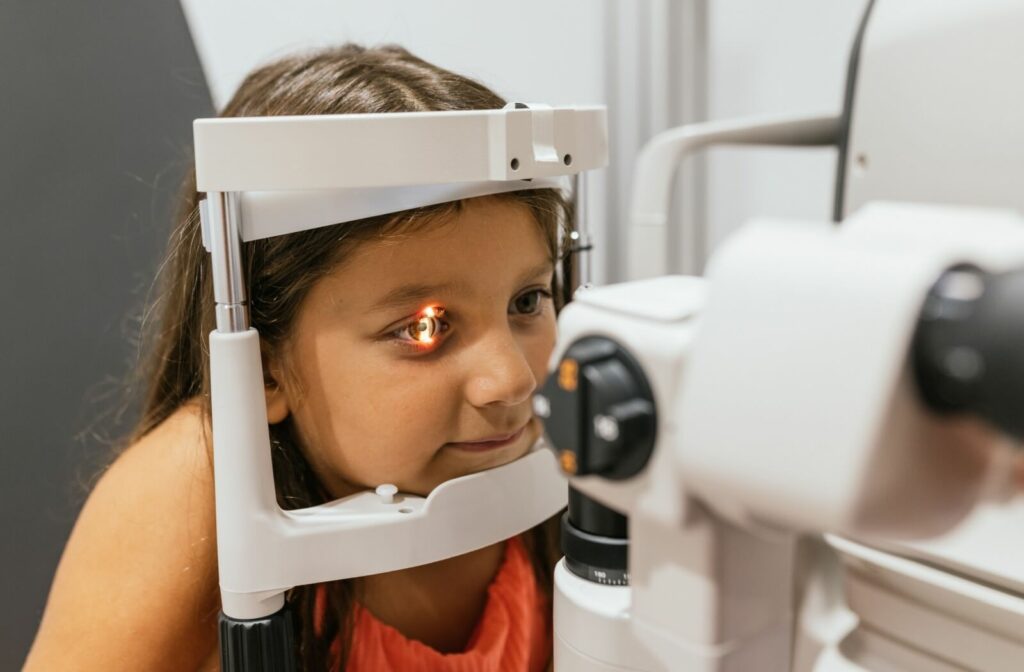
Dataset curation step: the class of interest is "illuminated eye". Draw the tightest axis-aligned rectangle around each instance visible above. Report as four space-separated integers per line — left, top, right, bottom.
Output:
404 306 447 345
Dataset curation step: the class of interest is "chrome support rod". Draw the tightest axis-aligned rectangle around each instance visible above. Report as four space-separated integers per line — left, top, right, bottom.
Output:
572 172 593 288
560 173 594 305
204 191 250 333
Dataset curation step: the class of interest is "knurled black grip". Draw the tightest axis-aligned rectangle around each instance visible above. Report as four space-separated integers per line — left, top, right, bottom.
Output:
219 606 296 672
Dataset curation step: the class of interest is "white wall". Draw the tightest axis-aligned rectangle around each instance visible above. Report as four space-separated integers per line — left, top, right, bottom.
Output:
181 0 608 112
704 1 869 256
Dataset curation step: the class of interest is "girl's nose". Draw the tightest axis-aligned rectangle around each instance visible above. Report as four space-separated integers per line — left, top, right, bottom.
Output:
463 329 537 408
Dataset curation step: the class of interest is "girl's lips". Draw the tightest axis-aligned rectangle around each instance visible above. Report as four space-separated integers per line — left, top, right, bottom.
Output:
445 424 528 452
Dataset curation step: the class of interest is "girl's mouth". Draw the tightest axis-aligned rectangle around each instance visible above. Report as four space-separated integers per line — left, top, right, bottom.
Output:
445 423 529 452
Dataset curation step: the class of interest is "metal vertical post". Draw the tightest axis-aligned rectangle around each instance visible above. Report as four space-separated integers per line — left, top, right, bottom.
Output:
204 191 250 333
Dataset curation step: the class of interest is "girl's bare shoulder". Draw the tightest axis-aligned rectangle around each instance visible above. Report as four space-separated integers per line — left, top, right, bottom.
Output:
25 402 221 671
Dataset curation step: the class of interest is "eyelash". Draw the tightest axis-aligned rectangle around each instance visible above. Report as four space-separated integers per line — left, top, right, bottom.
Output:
389 288 553 351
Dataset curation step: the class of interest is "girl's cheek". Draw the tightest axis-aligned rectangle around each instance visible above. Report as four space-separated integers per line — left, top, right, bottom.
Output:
377 375 456 437
526 323 558 374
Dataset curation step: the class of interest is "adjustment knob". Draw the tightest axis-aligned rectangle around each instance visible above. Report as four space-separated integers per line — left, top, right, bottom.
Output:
536 337 656 479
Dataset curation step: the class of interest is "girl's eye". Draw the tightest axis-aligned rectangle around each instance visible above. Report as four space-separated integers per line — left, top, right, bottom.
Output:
392 306 449 348
510 289 552 316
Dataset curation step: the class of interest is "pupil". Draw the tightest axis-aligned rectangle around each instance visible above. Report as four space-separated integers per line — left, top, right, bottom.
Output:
413 316 435 341
406 308 445 343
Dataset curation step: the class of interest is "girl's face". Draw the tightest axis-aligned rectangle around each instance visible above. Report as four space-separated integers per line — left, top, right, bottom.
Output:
266 196 558 497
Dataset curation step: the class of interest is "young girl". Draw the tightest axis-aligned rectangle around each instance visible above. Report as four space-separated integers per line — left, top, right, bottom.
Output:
26 44 570 671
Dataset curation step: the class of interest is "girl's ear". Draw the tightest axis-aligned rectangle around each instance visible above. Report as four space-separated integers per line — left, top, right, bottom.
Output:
261 348 292 425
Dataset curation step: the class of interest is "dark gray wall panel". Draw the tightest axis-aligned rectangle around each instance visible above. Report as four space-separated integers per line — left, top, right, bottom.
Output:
0 2 213 666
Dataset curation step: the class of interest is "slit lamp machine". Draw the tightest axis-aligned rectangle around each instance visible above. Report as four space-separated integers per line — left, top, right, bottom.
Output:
196 1 1024 669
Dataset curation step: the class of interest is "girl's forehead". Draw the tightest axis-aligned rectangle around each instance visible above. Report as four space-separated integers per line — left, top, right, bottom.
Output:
316 198 553 309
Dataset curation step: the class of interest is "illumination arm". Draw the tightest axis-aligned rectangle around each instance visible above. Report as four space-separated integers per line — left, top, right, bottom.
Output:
626 112 839 279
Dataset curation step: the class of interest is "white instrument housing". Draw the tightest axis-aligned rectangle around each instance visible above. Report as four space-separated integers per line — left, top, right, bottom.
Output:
551 203 1024 671
553 1 1024 667
677 203 1024 538
839 0 1024 218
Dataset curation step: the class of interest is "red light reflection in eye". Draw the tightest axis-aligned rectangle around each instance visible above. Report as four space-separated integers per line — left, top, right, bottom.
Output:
410 305 445 346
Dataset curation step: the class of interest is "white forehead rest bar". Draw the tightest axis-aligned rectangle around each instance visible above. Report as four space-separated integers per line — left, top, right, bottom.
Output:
193 105 608 192
233 177 566 242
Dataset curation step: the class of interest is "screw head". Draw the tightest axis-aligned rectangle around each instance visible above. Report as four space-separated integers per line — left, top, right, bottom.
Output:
533 394 552 418
594 414 620 442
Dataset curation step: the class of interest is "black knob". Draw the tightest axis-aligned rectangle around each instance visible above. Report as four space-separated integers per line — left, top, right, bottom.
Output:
914 265 1024 441
535 336 656 479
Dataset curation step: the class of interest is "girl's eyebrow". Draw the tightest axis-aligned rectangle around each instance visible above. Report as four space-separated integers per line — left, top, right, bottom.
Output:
369 282 461 314
368 261 554 314
517 260 556 286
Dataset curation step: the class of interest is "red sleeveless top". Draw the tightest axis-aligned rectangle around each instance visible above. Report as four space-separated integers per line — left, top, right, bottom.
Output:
314 537 551 671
